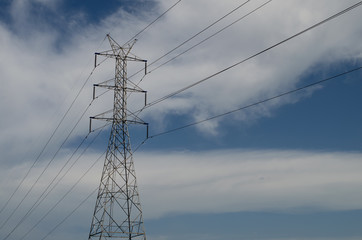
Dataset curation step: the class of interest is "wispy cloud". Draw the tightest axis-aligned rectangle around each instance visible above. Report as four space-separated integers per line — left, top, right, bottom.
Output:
1 1 362 239
1 149 361 239
134 149 362 218
2 149 362 218
1 0 362 157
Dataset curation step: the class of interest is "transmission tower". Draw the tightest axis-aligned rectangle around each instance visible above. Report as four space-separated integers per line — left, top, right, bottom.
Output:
88 34 148 240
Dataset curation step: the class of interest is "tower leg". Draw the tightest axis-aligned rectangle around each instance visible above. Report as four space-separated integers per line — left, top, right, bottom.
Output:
88 35 146 240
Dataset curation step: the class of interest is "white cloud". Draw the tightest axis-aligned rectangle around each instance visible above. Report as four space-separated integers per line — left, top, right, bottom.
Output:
135 149 362 218
1 0 362 239
131 0 362 134
1 0 362 158
1 149 362 239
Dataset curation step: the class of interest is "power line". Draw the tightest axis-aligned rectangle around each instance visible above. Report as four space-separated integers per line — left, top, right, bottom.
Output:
18 142 107 240
30 129 148 240
148 0 272 74
0 100 94 232
33 129 149 240
0 38 107 218
128 0 270 109
3 1 360 238
149 0 251 67
128 0 272 118
0 36 111 229
123 0 182 46
143 0 362 109
4 125 106 240
129 0 266 83
33 65 362 239
148 65 362 138
41 187 98 240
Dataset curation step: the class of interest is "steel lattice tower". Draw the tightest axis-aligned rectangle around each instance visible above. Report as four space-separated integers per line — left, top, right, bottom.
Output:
88 34 148 240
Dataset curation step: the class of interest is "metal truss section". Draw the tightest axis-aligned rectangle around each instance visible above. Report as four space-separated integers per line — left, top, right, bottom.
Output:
88 34 147 240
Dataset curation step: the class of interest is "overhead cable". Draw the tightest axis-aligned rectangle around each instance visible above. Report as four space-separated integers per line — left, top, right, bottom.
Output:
144 0 362 109
19 147 107 240
32 61 362 240
148 0 272 74
0 37 107 218
28 134 148 240
0 100 94 232
130 0 266 83
4 126 106 240
149 0 251 67
148 65 362 138
40 188 98 240
123 0 182 46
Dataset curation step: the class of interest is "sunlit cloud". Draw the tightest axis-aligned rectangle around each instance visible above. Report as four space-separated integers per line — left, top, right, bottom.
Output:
1 0 362 239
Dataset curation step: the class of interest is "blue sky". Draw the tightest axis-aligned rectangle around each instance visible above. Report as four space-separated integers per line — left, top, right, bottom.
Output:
1 0 362 240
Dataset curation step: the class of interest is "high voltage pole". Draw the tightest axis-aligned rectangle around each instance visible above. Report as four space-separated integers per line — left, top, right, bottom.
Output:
88 34 148 240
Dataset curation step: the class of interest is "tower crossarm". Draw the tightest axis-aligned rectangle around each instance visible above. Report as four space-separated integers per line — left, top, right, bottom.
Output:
88 34 148 240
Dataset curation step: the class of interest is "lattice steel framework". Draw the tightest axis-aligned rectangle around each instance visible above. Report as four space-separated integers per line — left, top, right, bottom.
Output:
88 34 147 240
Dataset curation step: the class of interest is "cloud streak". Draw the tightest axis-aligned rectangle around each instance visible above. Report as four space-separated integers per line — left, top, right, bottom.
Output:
135 149 362 218
1 149 362 239
1 0 362 157
1 0 362 239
